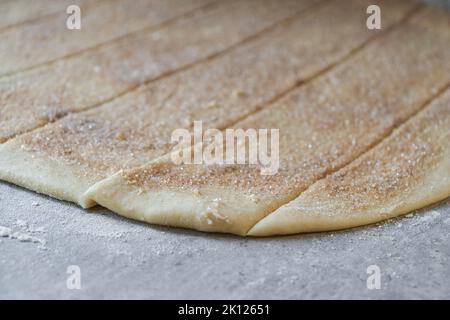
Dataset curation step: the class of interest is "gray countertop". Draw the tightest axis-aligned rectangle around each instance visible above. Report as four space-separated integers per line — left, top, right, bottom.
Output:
0 181 449 299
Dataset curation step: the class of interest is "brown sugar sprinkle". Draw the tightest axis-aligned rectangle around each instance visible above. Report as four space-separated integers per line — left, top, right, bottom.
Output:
8 3 450 211
306 100 450 211
116 132 127 141
122 156 325 199
123 89 449 209
19 114 175 179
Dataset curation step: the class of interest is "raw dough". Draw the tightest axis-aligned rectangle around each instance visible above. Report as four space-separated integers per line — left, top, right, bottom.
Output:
0 0 406 208
249 89 450 236
0 0 89 30
0 0 211 76
0 0 318 142
87 7 450 235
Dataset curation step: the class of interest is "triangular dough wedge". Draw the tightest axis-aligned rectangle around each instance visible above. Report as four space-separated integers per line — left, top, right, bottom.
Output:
87 7 450 235
0 0 409 208
249 89 450 236
0 0 319 142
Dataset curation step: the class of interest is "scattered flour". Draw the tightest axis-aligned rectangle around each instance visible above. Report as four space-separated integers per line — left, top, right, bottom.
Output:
246 277 266 287
15 219 28 228
0 225 46 246
412 210 441 226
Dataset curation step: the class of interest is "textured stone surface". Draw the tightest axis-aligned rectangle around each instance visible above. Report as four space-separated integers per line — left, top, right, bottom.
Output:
0 181 449 299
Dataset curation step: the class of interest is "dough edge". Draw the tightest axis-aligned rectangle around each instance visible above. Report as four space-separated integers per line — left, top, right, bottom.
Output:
84 170 285 236
248 149 450 236
0 140 96 208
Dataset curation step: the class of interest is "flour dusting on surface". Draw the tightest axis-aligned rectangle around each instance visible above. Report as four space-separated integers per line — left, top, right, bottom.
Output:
0 225 46 246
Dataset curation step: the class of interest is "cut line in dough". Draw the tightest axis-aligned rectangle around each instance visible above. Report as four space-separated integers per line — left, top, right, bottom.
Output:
1 0 449 237
86 7 450 235
0 0 212 76
0 0 90 31
1 0 320 142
